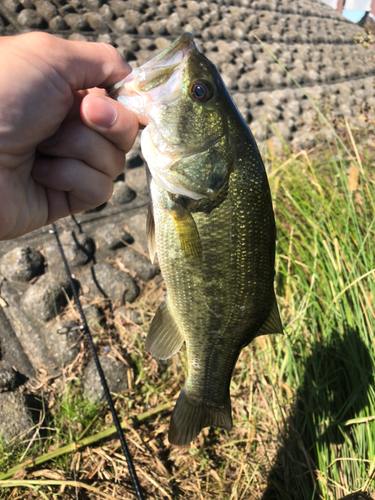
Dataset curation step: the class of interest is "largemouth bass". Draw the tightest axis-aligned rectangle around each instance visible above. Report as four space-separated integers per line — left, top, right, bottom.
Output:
111 33 282 446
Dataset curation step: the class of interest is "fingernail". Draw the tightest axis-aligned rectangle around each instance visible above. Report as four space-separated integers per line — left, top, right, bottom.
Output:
87 96 117 128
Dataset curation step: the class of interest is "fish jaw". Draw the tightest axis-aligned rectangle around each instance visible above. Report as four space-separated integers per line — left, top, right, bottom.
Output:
111 33 197 126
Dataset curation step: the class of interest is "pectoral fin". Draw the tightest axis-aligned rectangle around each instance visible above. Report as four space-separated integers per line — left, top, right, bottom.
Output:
145 298 185 360
167 201 202 262
257 294 283 336
146 203 157 264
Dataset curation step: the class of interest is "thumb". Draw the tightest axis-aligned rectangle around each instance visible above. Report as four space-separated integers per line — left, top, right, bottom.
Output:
81 93 139 153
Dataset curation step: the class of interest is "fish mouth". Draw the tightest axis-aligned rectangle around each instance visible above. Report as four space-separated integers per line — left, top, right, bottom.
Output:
110 33 197 125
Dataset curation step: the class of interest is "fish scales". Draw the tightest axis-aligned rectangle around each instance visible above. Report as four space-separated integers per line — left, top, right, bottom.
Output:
112 33 282 445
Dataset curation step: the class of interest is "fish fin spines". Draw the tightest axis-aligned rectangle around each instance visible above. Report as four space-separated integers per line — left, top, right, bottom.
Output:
146 203 157 264
145 299 184 360
257 294 283 336
168 387 232 446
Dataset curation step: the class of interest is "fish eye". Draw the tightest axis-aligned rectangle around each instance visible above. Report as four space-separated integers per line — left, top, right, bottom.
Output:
190 82 212 103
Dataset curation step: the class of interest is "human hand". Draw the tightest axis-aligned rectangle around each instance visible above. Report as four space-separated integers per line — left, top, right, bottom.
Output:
0 32 139 241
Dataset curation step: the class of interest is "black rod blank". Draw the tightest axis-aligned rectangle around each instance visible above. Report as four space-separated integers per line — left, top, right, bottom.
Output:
51 222 144 500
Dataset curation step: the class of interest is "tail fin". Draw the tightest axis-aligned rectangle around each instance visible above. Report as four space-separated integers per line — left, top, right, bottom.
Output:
168 386 232 446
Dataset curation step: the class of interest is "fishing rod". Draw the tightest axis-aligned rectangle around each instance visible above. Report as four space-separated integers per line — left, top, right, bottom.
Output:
51 222 144 500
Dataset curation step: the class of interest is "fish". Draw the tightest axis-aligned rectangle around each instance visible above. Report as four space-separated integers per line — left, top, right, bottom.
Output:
111 33 283 446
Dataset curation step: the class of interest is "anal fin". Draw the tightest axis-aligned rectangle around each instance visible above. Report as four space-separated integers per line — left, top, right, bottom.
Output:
257 294 283 336
145 298 184 360
168 386 232 446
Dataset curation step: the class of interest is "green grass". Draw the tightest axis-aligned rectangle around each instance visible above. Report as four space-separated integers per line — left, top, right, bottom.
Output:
261 121 375 499
0 119 375 499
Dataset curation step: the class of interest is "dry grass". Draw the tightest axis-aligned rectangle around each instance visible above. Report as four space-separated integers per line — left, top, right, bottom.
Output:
0 276 285 499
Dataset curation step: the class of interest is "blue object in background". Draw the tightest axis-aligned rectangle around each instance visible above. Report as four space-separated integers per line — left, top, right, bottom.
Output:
343 9 366 21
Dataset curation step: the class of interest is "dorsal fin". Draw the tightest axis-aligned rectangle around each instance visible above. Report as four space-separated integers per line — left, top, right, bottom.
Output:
257 294 283 336
145 298 185 360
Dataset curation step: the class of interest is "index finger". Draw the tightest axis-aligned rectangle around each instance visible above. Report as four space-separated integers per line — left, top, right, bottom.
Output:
13 32 132 91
